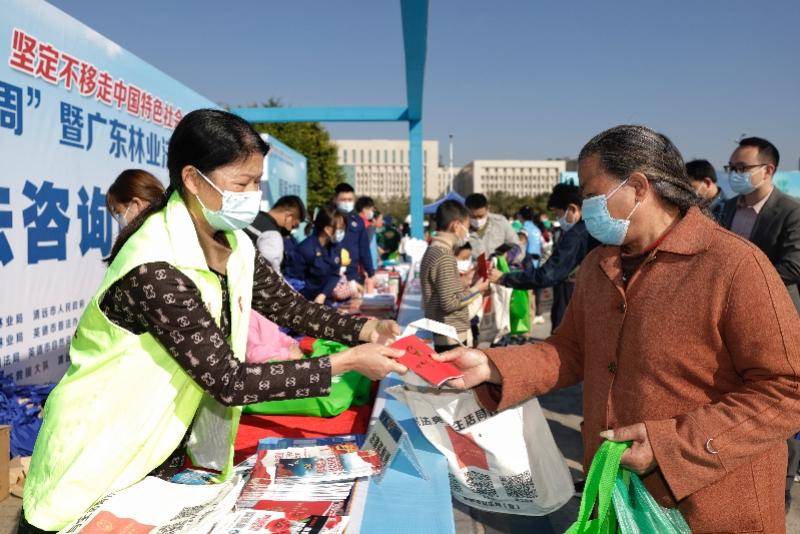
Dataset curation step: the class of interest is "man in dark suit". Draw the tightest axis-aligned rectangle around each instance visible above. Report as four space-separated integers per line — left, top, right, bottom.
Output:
719 136 800 509
720 137 800 312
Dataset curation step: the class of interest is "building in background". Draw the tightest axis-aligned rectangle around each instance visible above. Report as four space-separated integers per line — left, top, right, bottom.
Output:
453 159 568 197
335 139 448 200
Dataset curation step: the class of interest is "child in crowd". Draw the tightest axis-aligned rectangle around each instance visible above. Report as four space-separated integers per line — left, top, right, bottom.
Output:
456 243 473 275
420 201 489 352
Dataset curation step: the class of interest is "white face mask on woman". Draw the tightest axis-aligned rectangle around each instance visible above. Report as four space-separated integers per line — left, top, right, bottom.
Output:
194 168 262 231
113 204 131 229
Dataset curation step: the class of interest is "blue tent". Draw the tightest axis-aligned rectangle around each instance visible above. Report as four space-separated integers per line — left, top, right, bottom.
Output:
423 191 465 215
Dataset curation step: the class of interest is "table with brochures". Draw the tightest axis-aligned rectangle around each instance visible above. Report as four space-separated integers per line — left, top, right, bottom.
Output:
345 279 456 533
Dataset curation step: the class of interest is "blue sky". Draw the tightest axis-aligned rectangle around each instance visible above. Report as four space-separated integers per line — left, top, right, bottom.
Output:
48 0 800 169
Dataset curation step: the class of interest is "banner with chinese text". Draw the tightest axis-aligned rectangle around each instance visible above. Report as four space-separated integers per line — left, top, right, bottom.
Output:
260 134 307 212
0 0 216 383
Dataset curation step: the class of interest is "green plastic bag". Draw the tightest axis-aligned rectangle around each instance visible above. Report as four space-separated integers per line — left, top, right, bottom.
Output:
496 256 530 335
612 469 691 533
567 441 691 534
243 339 372 418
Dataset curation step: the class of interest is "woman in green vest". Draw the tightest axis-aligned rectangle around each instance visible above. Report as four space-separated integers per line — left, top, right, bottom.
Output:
19 109 406 533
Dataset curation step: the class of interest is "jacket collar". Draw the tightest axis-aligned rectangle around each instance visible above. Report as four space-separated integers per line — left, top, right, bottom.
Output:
431 231 459 251
165 191 236 275
598 206 713 283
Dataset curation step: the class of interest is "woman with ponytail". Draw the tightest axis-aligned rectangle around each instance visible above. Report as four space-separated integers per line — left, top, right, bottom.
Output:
105 168 165 230
20 109 406 533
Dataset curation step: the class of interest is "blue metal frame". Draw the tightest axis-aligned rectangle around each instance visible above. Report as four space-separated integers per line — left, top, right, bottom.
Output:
231 0 429 238
234 107 409 123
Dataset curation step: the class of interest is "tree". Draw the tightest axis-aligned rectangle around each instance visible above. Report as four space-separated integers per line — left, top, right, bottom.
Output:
487 191 551 218
246 99 344 211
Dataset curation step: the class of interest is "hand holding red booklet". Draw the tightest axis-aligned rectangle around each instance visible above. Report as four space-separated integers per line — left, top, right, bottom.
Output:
390 336 464 387
476 253 489 281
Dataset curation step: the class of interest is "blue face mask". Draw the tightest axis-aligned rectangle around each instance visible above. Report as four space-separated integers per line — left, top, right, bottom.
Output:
557 211 575 233
729 168 765 195
195 168 262 231
582 179 640 246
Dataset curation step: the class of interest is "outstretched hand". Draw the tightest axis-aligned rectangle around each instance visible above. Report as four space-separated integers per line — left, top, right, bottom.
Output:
432 347 500 389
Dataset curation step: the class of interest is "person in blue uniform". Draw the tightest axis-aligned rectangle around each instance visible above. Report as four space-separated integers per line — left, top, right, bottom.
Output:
333 183 375 282
285 205 346 305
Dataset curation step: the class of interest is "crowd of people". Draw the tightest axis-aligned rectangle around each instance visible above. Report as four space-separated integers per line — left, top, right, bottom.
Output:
17 111 800 533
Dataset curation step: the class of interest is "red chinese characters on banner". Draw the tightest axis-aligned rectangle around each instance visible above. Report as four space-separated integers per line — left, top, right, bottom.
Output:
163 103 175 128
112 79 127 109
95 71 113 105
57 53 80 90
9 29 36 73
152 97 164 125
140 92 153 120
7 27 182 129
126 84 141 116
78 62 97 96
34 42 59 83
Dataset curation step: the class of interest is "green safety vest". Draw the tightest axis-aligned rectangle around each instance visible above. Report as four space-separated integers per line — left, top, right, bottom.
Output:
23 192 254 531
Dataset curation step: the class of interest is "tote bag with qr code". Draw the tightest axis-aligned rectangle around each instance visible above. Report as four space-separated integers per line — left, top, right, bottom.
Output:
388 381 573 516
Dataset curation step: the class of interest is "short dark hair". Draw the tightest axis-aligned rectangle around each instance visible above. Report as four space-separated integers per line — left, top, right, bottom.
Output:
685 159 717 184
334 183 355 195
456 242 472 254
464 193 488 210
547 183 583 210
517 205 535 221
355 196 375 213
272 195 307 220
738 137 780 168
435 200 469 230
313 205 344 235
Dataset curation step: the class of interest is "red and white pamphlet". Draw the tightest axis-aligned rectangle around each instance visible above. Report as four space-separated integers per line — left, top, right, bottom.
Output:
390 336 463 387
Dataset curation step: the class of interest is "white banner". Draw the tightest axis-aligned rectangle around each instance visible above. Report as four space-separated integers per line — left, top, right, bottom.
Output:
0 0 216 383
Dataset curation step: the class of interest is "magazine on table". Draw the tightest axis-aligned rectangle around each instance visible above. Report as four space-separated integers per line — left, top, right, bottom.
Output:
58 474 245 534
235 435 378 527
210 509 349 534
275 450 380 482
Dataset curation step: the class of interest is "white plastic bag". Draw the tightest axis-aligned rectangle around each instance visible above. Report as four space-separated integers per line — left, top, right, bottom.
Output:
478 282 512 346
388 383 573 516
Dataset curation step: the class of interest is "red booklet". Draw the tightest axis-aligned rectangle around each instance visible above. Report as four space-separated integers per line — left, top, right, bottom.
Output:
390 336 463 387
476 253 489 280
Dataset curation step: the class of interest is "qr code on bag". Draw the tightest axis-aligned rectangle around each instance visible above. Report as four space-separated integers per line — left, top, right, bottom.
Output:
500 470 537 500
465 470 498 499
449 473 462 495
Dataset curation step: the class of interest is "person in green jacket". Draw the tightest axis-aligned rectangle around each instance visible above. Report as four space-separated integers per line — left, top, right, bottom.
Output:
19 109 406 533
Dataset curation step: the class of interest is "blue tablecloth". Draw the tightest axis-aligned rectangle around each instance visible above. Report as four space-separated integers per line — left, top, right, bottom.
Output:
347 278 456 533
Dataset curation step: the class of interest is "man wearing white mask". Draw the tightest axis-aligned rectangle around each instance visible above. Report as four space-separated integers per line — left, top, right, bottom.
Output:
720 137 800 312
464 193 519 258
332 183 375 283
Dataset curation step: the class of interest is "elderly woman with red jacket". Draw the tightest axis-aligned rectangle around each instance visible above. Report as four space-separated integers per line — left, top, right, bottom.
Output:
437 125 800 533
